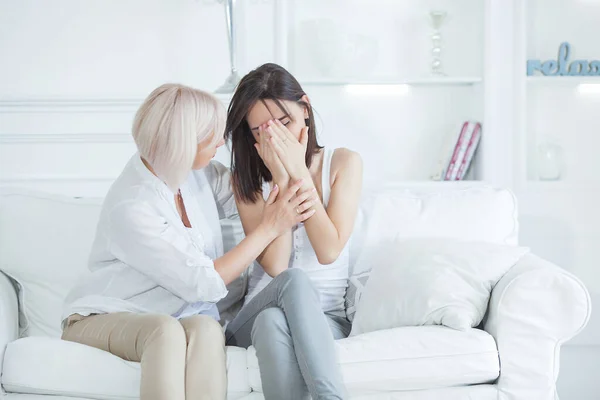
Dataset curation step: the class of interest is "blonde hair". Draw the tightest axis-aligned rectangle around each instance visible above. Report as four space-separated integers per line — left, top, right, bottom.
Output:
132 83 225 192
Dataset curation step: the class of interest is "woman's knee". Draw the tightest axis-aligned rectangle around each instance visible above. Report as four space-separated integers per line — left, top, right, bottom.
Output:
251 307 289 342
277 268 318 297
146 314 187 345
181 315 224 345
277 268 311 287
254 307 287 327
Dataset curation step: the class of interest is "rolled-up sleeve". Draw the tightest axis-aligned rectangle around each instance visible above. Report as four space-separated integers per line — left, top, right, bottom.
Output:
204 161 237 219
107 200 228 304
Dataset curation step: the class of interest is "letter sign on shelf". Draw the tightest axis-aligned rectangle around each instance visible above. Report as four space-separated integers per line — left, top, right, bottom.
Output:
527 42 600 76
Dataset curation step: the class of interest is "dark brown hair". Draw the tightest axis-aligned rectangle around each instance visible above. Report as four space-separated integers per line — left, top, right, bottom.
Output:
225 63 322 203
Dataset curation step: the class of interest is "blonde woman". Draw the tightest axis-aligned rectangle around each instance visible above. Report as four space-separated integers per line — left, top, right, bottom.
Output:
61 83 316 400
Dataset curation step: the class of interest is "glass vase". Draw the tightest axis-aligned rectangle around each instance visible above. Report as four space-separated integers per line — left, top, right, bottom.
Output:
537 141 563 181
429 10 447 76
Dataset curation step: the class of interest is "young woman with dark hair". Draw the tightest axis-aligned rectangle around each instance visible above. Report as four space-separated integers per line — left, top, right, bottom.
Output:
224 63 363 400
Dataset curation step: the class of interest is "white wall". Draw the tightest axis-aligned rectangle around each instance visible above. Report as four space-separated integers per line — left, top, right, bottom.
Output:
0 0 230 194
0 0 231 96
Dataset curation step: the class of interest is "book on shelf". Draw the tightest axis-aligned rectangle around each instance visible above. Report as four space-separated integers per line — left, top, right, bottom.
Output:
431 121 482 181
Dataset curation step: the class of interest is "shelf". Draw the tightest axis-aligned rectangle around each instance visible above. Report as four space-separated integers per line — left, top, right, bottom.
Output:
299 77 483 87
527 76 600 84
519 180 600 193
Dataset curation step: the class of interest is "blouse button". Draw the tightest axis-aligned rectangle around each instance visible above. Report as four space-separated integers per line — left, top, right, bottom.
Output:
186 259 195 267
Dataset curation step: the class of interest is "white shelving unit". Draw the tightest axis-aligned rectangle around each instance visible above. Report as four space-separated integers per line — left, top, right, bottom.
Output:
515 0 600 192
527 76 600 83
265 0 492 183
512 0 600 359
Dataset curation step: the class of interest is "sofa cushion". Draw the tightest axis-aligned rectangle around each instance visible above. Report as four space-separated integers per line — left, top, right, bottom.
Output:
218 215 251 327
0 190 102 337
247 326 499 395
199 386 500 400
2 337 251 399
345 183 519 321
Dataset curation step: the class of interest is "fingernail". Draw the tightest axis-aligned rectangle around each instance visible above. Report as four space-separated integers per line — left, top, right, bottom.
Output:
311 188 316 192
273 184 278 190
298 179 304 184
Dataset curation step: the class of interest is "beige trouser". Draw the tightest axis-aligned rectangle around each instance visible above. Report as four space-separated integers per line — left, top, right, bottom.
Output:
62 312 226 400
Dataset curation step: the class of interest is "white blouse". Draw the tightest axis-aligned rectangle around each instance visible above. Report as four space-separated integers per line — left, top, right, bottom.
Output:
62 154 236 324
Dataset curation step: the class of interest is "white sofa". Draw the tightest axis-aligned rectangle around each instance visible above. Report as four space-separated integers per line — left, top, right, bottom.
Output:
0 183 591 400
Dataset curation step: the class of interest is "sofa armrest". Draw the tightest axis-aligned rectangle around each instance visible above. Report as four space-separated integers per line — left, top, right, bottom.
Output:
0 272 19 383
484 253 591 400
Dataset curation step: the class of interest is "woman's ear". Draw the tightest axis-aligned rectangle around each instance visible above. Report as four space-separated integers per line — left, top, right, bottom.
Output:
301 94 310 119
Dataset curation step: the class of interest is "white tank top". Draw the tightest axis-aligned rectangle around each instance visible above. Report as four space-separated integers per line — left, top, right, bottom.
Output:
244 148 350 317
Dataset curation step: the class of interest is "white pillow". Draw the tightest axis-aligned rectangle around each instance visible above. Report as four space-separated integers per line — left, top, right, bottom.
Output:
345 185 519 322
350 238 529 336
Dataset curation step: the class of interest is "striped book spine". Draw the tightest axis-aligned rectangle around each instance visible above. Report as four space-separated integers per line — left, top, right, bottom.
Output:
455 122 482 180
448 122 476 180
443 122 471 181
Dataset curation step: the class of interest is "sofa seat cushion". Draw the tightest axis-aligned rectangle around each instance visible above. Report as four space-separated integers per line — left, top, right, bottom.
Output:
2 337 251 400
247 326 499 395
214 386 499 400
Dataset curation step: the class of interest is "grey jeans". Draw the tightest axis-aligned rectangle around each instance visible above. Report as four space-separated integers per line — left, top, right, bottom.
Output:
225 268 350 400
